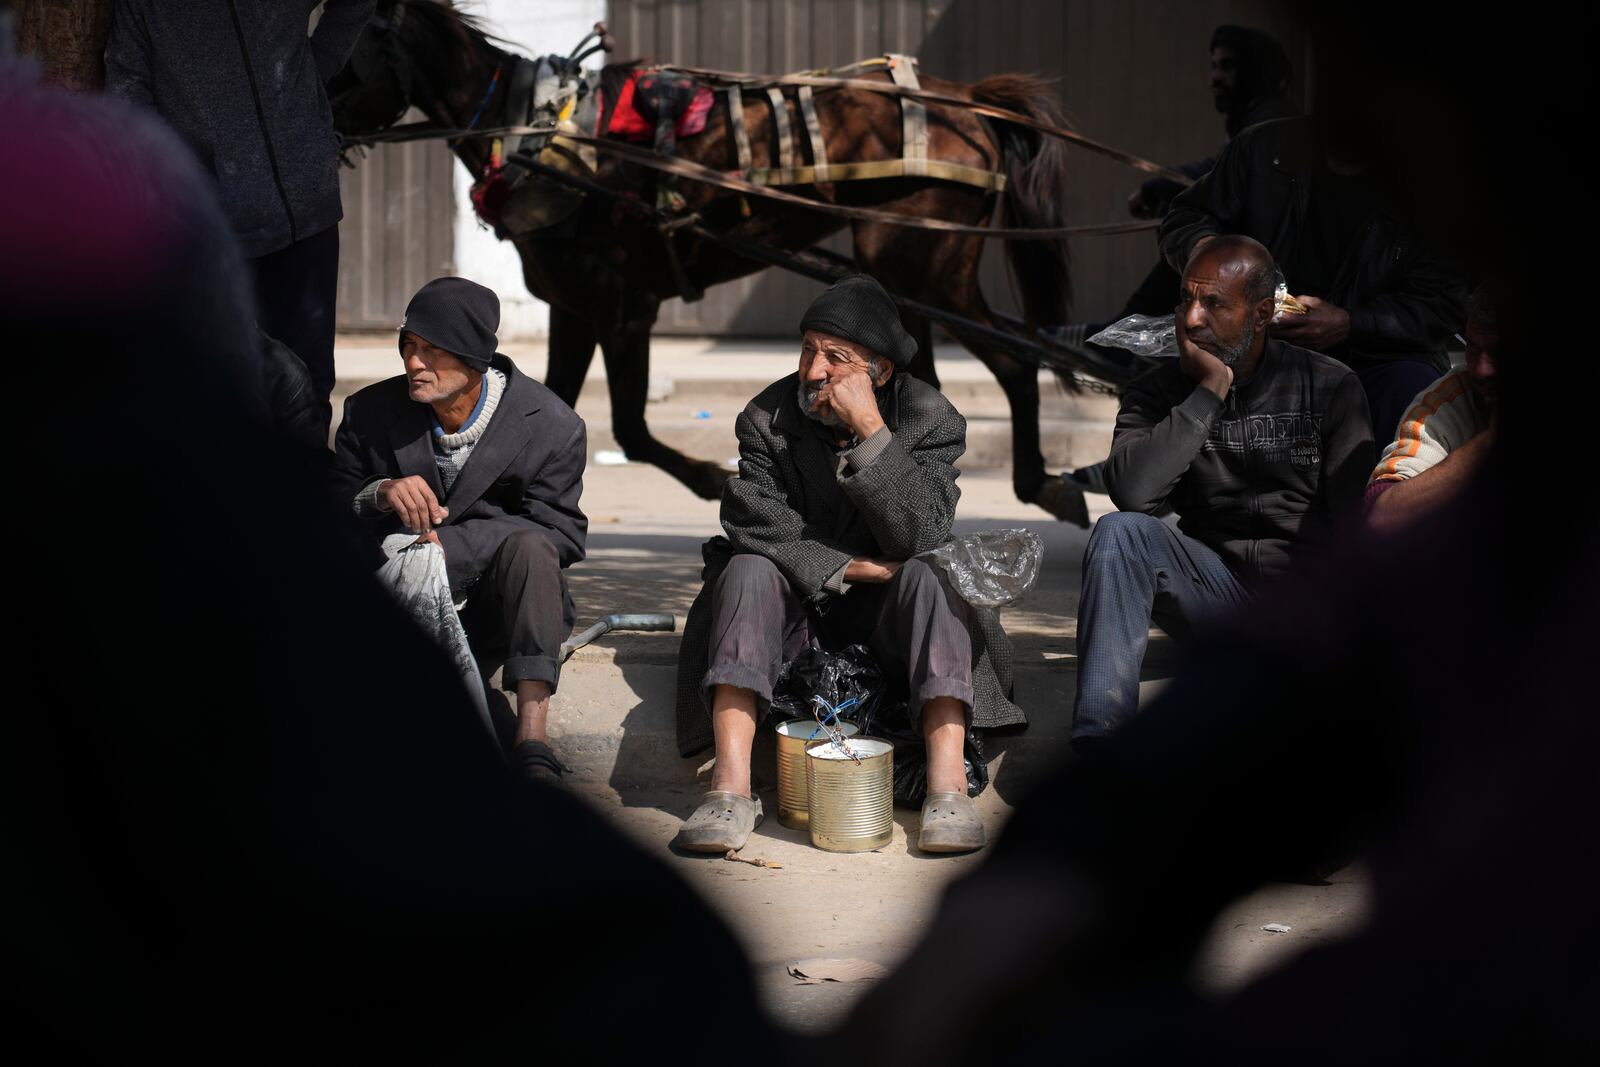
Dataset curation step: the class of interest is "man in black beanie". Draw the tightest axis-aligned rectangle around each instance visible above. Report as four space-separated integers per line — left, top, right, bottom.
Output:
330 277 589 782
672 275 1025 855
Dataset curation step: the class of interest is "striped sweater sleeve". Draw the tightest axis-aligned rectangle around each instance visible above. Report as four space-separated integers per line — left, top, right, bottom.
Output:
1368 369 1479 486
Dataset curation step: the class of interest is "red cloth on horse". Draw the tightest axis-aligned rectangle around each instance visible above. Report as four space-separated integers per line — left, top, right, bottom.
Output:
602 70 714 142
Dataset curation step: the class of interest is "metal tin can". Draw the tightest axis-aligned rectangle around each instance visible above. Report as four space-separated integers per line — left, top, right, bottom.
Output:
805 737 895 852
775 718 859 829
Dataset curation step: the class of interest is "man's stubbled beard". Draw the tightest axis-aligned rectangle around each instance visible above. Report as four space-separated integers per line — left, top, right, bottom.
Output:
1191 312 1255 367
797 379 847 428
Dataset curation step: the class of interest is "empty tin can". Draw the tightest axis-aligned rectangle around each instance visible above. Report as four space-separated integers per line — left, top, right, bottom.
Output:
805 737 894 852
775 718 859 829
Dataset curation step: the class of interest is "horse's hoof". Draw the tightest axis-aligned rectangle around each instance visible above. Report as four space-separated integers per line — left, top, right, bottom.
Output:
1031 475 1090 528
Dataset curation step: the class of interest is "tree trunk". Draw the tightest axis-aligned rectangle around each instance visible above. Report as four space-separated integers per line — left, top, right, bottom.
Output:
16 0 115 91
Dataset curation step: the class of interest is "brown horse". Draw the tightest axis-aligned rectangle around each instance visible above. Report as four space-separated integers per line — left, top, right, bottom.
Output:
331 0 1084 518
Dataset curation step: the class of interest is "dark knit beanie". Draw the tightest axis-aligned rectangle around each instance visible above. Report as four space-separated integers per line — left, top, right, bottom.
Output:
398 277 500 372
798 274 917 367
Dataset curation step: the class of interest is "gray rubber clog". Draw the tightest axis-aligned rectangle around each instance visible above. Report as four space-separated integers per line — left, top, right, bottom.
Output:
918 792 986 854
672 790 764 853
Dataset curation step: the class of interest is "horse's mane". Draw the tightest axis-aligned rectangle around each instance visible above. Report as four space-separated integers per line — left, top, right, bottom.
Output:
402 0 502 45
396 0 506 89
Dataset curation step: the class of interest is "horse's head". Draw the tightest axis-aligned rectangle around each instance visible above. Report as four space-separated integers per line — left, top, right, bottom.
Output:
328 0 412 138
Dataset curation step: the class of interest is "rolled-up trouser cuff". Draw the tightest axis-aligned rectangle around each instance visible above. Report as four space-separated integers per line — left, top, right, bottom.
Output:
502 654 561 693
911 676 975 725
702 664 777 716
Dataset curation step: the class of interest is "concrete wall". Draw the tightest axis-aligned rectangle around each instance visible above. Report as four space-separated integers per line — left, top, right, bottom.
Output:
451 0 606 338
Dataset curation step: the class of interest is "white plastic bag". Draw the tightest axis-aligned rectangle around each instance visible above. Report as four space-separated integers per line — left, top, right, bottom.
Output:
377 534 491 728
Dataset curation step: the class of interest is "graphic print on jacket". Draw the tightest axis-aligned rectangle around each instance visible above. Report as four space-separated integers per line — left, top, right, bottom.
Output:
1203 410 1323 471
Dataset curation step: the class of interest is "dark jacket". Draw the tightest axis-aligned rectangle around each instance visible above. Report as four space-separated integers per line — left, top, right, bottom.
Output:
1105 339 1374 579
328 356 588 602
104 1 372 257
1159 117 1468 372
674 373 1026 757
261 331 326 453
1138 96 1299 216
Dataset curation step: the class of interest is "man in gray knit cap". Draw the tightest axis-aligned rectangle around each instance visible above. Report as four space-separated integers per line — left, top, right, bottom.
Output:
673 275 1025 855
330 277 589 783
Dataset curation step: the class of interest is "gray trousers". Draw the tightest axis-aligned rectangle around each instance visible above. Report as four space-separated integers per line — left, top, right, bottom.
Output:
1072 512 1247 741
704 553 976 727
460 529 573 693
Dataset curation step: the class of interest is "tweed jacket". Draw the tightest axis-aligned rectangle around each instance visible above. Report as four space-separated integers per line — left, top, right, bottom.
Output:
328 355 588 605
674 372 1027 757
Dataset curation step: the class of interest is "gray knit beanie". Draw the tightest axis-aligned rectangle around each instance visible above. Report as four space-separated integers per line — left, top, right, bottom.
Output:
798 274 917 367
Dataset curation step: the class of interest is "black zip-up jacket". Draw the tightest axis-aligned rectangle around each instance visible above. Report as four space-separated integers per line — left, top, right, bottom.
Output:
1159 117 1467 373
1105 339 1375 579
104 1 373 258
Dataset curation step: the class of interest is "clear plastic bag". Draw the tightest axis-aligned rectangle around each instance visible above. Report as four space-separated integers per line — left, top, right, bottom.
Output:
1088 313 1177 359
920 528 1045 608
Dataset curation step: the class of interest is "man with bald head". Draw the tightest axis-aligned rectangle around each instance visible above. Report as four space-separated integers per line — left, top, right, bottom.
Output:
1072 236 1374 744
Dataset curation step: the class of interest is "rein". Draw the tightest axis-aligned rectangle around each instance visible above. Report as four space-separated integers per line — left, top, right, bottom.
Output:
658 64 1194 186
342 66 1191 186
552 134 1162 240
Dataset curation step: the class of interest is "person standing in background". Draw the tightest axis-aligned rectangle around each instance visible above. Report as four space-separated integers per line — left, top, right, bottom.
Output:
105 1 374 438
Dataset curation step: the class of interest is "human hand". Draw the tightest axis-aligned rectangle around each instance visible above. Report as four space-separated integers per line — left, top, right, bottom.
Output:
416 529 444 553
845 557 903 584
1271 295 1350 351
378 475 448 533
815 362 886 439
1176 317 1233 400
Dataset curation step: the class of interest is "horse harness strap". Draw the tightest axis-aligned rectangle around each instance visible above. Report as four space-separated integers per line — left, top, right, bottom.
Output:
725 54 1006 194
797 86 831 183
888 54 929 176
725 84 752 174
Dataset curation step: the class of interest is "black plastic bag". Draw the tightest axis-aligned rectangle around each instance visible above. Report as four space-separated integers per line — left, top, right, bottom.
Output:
770 644 887 729
870 708 989 807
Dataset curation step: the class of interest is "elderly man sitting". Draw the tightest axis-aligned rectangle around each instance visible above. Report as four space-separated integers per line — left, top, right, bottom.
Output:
330 278 588 782
672 275 1025 855
1073 236 1374 745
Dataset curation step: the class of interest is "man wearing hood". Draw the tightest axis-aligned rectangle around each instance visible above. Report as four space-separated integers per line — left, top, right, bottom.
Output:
671 276 1025 855
1130 25 1298 225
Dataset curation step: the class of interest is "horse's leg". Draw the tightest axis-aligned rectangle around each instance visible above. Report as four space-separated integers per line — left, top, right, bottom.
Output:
945 306 1089 527
543 304 597 409
598 314 733 501
902 314 940 390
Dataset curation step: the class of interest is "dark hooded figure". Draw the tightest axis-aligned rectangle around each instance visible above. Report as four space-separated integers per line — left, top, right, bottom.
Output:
1126 25 1297 229
1211 24 1296 138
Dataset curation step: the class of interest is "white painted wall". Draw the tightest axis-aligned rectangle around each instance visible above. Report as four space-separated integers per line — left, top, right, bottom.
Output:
451 0 606 338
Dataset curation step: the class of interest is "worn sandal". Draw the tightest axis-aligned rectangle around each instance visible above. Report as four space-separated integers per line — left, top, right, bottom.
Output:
918 792 986 854
672 790 764 853
512 739 571 786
